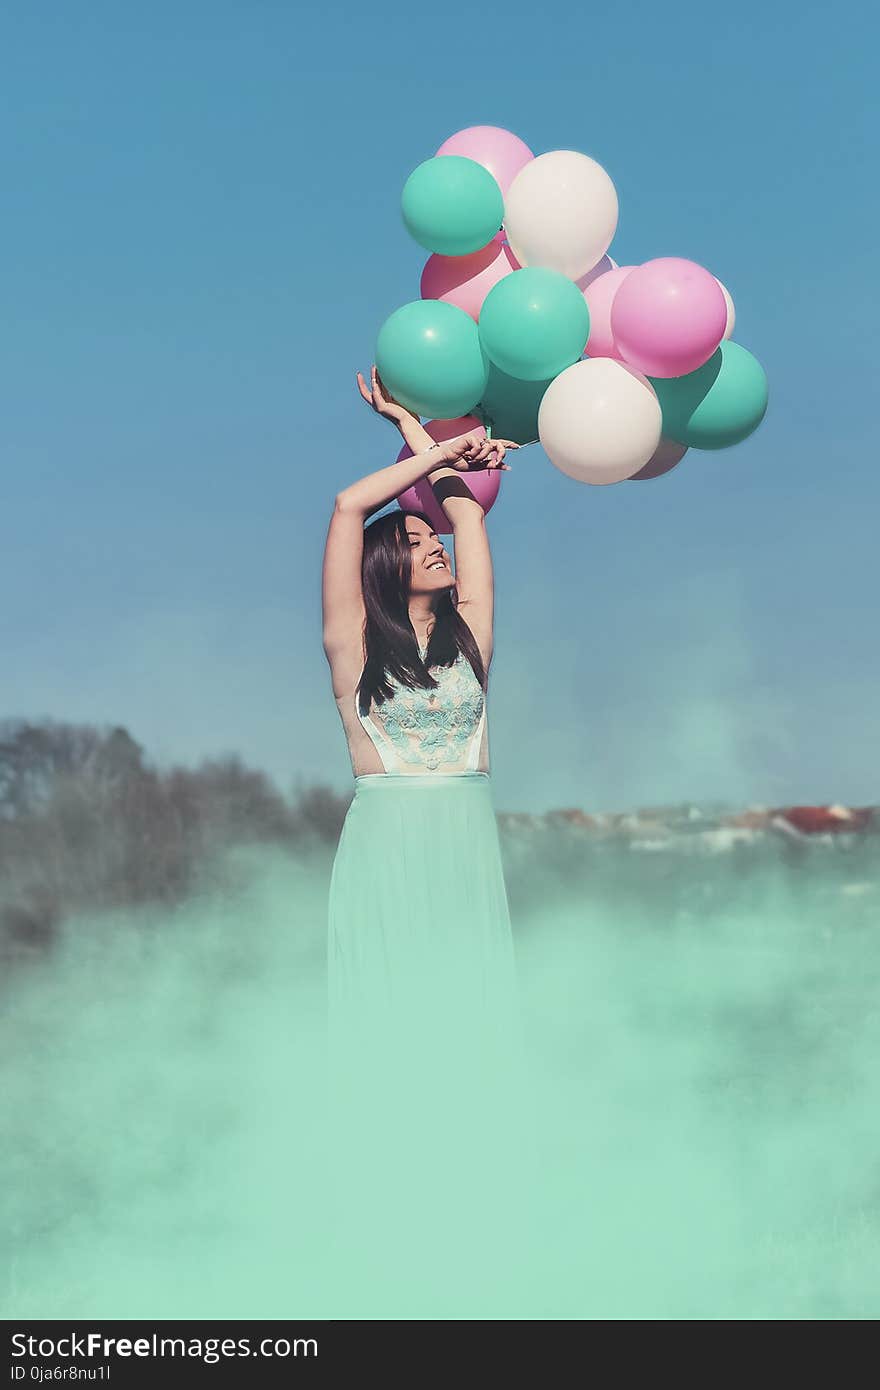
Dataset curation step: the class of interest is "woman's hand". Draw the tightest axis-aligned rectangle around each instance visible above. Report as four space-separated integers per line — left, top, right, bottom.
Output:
438 432 520 471
356 365 416 426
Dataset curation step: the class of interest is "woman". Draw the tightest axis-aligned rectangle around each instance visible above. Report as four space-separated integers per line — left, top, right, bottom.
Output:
322 367 523 1116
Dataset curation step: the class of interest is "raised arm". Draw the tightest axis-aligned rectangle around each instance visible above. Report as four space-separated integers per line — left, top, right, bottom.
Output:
427 468 499 668
394 376 518 670
321 448 440 667
322 369 513 682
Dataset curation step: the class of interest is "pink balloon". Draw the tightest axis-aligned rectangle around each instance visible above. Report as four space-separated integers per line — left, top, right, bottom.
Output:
611 257 728 378
582 265 636 361
396 417 501 535
436 126 534 196
627 437 688 481
421 239 517 321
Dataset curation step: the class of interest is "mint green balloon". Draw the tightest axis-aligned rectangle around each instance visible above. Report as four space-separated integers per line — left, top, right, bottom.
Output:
376 299 489 420
402 156 504 257
476 363 553 445
649 340 769 450
479 268 591 381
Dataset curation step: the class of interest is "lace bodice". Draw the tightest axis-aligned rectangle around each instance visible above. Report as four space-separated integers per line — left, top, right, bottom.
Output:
354 643 488 775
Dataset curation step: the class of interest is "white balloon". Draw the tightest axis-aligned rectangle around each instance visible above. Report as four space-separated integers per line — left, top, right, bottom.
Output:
538 358 662 485
504 151 619 282
715 276 736 339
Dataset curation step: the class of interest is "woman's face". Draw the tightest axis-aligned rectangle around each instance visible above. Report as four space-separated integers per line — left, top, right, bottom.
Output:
405 516 455 597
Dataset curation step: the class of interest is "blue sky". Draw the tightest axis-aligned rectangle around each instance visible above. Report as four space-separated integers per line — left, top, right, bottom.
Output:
1 1 876 811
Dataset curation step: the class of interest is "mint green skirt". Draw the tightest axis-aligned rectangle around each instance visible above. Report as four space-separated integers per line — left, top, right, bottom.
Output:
328 772 520 1091
324 773 531 1311
327 771 522 1144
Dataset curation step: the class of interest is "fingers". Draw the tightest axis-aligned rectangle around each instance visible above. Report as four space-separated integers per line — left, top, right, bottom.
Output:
453 433 510 469
474 433 499 460
487 438 520 469
457 432 483 456
447 431 503 465
474 434 519 462
356 371 373 404
444 427 514 471
370 364 385 406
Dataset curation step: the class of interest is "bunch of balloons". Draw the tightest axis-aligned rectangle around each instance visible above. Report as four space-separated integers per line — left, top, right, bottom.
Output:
375 125 768 503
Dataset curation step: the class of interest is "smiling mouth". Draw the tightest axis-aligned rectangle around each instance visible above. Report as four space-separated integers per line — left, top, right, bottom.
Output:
427 562 447 571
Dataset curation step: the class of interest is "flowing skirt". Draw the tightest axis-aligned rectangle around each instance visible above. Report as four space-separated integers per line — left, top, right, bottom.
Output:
328 771 521 1095
325 773 528 1304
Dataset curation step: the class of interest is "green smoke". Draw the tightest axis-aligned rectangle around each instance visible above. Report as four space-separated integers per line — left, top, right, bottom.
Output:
2 829 878 1319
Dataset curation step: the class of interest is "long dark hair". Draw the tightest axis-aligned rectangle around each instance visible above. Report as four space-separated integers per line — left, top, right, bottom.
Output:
357 509 486 715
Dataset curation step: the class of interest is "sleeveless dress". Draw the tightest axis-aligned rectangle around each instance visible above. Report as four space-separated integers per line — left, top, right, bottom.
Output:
353 641 488 775
325 643 524 1286
328 641 518 1062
